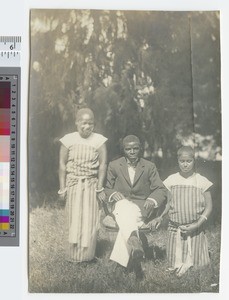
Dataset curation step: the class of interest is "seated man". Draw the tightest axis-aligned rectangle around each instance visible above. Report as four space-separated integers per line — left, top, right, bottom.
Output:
104 135 167 279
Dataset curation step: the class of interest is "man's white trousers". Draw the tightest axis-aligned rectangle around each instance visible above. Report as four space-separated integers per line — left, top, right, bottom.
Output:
110 199 143 267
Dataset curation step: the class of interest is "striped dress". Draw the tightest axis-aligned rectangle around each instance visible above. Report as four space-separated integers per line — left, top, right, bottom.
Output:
60 132 107 262
163 172 213 268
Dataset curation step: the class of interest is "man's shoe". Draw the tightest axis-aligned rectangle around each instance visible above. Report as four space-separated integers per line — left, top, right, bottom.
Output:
133 259 145 280
128 233 144 260
127 232 145 280
102 215 118 230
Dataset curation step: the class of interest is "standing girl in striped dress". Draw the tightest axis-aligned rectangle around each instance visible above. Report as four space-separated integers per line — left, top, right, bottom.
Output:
153 146 213 277
58 108 107 262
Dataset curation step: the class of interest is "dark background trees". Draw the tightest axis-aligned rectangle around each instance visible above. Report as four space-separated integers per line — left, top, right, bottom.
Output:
28 10 221 221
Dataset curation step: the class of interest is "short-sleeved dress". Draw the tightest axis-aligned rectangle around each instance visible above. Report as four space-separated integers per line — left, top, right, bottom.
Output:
60 132 107 262
163 172 213 268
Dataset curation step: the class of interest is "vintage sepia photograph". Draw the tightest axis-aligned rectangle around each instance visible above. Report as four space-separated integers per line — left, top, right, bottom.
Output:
28 9 221 293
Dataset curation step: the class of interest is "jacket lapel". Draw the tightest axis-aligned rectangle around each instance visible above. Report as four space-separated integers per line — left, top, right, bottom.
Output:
133 158 145 186
119 157 132 186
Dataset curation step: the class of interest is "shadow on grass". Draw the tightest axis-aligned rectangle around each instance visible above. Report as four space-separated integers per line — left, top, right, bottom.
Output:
96 239 113 258
145 244 166 262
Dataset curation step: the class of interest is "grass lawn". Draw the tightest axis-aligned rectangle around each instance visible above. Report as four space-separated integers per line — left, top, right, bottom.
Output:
29 204 220 293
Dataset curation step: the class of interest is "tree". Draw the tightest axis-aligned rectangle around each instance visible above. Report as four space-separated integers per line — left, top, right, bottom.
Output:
28 10 221 196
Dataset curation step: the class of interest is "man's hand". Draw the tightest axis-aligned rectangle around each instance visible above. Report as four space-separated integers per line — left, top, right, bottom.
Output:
147 216 163 230
144 199 156 210
143 199 156 218
111 192 125 202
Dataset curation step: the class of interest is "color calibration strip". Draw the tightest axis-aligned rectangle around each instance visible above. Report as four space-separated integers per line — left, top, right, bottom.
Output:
0 67 20 246
0 80 11 233
0 36 20 246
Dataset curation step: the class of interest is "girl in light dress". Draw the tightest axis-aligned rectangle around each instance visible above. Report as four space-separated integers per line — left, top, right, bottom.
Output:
153 146 213 277
58 108 107 262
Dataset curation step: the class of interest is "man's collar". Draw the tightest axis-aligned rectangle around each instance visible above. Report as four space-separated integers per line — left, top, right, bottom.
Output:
125 157 140 168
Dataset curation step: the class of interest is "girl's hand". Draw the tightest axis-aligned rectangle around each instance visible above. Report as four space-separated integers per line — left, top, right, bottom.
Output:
58 192 66 205
179 223 199 235
97 190 106 204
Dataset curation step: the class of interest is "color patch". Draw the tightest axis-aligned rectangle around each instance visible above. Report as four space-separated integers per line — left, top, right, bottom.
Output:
0 209 9 216
0 81 10 108
0 223 9 230
0 136 10 162
0 216 9 222
0 109 10 135
0 163 10 209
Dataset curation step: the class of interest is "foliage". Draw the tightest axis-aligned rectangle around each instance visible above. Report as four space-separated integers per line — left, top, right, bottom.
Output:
28 10 221 194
